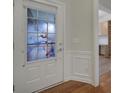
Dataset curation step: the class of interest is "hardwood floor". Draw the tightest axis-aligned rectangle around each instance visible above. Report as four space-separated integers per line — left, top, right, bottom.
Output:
38 56 111 93
99 56 111 93
99 56 111 75
39 80 95 93
96 71 111 93
38 71 111 93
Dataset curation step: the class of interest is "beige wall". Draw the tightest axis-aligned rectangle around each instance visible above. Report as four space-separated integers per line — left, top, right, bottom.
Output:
58 0 97 85
58 0 94 51
99 21 108 36
70 0 93 51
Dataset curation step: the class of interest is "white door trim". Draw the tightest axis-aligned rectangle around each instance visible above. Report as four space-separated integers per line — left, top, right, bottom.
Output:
28 0 66 88
29 0 65 7
29 0 66 91
93 0 99 86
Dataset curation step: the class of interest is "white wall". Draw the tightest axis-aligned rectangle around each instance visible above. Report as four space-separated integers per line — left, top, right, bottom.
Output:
99 36 108 45
99 10 111 22
58 0 93 50
99 0 111 12
57 0 98 86
71 0 93 51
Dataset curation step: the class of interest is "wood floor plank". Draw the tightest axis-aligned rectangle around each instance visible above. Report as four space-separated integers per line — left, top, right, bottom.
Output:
39 71 111 93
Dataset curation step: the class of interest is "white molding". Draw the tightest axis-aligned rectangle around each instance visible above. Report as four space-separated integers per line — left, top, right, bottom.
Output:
34 81 64 93
72 56 91 77
47 0 65 5
71 51 92 84
67 50 91 55
93 0 99 87
62 0 66 84
63 51 71 81
70 76 93 85
64 50 93 85
24 0 65 8
64 76 71 82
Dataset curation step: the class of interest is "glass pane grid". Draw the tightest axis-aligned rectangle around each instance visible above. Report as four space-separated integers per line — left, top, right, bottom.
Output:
27 45 38 61
27 33 37 45
27 8 56 62
38 20 47 33
27 8 37 18
27 18 37 32
38 11 48 21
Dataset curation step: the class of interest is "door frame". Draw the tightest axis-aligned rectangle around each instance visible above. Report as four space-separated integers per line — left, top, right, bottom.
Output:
14 0 66 92
27 0 66 90
93 0 99 86
25 0 66 86
93 0 111 87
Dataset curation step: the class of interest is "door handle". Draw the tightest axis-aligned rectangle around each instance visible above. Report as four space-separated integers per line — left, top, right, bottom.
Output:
57 48 62 52
59 43 62 46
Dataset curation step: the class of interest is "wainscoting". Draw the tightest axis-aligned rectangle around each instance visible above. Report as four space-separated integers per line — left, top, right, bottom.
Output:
64 51 93 85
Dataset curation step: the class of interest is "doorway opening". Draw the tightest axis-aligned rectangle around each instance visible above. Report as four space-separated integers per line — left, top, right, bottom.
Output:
98 0 111 92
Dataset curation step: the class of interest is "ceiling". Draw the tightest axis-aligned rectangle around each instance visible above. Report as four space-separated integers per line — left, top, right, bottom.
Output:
99 0 111 13
99 10 111 22
99 0 111 22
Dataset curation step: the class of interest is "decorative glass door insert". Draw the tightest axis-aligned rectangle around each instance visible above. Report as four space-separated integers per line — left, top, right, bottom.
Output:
27 8 56 62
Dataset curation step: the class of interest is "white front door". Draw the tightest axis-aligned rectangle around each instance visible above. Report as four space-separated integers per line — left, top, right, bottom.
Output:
14 0 64 93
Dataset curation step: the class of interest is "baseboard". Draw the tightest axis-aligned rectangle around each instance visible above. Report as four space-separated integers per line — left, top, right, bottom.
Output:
71 76 93 84
34 81 64 93
64 50 95 86
64 76 71 82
